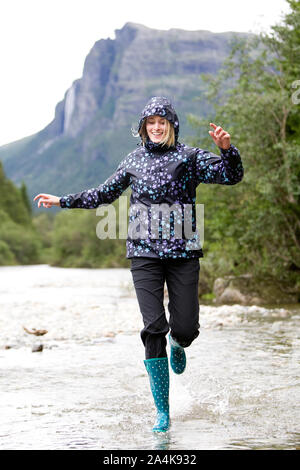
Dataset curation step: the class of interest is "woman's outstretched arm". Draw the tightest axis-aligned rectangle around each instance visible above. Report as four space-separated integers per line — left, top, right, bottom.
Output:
34 160 130 210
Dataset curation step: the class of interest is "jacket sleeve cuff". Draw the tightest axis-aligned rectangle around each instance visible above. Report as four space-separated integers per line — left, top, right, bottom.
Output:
59 196 72 208
219 144 238 158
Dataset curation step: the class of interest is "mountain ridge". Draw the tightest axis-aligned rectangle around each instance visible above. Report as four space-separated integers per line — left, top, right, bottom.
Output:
0 22 251 211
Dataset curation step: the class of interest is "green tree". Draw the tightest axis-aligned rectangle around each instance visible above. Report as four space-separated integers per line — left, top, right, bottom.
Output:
20 181 32 217
188 0 300 291
0 162 43 265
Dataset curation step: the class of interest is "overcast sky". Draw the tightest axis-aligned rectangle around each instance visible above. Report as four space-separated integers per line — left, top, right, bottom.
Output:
0 0 290 146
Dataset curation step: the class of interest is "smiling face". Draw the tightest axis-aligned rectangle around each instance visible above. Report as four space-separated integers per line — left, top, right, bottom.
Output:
146 115 168 143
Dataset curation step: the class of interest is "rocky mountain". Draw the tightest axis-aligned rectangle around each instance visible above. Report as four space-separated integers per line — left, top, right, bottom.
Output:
0 22 250 211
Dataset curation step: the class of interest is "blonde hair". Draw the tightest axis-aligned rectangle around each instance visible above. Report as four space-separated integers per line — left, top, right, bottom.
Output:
139 117 175 148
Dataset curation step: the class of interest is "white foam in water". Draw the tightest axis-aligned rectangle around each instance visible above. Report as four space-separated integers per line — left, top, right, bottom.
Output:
169 375 195 418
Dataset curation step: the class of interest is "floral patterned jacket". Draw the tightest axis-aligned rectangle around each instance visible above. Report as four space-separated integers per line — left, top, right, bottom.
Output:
60 97 244 259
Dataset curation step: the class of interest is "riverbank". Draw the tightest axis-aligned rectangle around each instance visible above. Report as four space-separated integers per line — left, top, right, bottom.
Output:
0 265 299 450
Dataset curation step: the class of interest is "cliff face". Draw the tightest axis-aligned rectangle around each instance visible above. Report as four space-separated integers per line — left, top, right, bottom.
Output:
0 23 249 209
51 23 242 138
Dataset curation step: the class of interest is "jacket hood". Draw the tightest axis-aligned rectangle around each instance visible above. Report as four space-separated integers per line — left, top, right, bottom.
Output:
138 96 180 143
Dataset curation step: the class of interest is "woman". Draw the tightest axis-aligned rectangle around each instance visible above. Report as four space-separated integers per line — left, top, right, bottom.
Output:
34 96 244 433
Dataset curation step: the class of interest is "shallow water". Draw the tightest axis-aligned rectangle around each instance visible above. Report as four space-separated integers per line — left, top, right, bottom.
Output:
0 264 299 450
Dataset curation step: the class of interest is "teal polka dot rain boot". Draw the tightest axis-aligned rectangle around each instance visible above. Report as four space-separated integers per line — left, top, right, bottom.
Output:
169 334 186 374
144 357 170 433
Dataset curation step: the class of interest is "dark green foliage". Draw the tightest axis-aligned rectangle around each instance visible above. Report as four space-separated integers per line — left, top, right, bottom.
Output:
20 181 32 217
49 195 130 268
188 0 300 292
0 164 42 265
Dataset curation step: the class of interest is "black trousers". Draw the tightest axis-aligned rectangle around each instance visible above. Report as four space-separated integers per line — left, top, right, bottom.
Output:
130 257 200 359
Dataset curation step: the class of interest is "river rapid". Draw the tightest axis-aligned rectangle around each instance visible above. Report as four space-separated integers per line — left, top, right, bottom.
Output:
0 264 299 450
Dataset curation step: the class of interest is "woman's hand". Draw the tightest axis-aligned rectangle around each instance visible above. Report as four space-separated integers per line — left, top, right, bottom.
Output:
209 123 231 150
33 193 61 208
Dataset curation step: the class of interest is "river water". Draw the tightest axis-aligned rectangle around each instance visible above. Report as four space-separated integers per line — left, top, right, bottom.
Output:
0 264 299 450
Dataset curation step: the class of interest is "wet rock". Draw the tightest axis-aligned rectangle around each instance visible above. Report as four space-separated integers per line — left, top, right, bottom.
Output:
213 278 228 298
250 296 265 305
103 332 116 338
32 344 43 352
23 326 48 336
213 274 298 305
219 287 247 304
